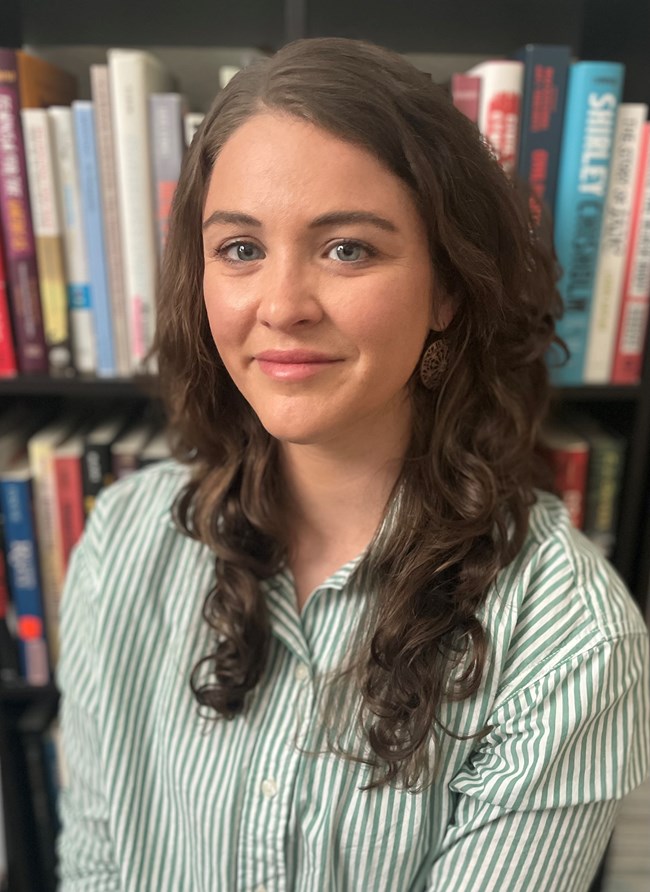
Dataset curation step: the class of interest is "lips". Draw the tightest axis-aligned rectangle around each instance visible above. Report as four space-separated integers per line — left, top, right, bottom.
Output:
255 349 337 364
254 349 341 380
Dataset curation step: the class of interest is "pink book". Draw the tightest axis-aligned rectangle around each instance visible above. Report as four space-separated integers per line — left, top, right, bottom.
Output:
451 74 481 124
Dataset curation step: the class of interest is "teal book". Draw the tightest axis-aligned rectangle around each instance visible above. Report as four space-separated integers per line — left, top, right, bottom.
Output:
549 61 625 385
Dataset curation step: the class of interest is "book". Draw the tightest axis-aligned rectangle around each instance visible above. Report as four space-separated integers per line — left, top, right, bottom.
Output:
0 49 47 373
89 64 131 377
183 111 204 148
149 92 186 259
571 414 626 558
548 60 625 385
48 106 97 375
0 522 20 683
111 418 155 479
138 428 171 467
0 230 17 377
81 414 127 516
0 458 50 684
513 44 571 223
465 59 524 178
20 107 75 376
450 73 481 124
73 100 117 377
219 65 241 89
539 421 590 530
108 49 173 369
612 122 650 384
53 428 86 578
584 103 648 383
27 417 77 667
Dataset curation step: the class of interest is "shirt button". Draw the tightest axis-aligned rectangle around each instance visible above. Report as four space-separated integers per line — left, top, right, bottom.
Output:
294 662 309 681
261 778 278 799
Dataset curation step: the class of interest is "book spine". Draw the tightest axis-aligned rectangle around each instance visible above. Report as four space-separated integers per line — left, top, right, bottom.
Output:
89 64 131 377
0 474 50 684
53 454 85 575
47 107 97 375
28 439 63 667
0 49 48 374
0 231 17 376
450 74 481 124
583 440 625 558
149 93 184 259
544 445 590 529
550 61 625 385
584 104 647 383
81 441 115 517
0 525 20 681
612 123 650 383
73 101 116 377
109 50 171 368
514 44 571 221
20 108 75 376
468 61 524 178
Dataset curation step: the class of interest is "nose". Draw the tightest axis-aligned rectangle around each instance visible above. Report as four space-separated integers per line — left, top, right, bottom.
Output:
256 253 323 330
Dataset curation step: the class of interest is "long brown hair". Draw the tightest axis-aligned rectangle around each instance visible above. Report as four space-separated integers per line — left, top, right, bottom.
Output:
154 37 563 791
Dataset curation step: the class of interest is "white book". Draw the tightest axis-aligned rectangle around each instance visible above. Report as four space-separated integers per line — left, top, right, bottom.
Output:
47 105 97 374
20 108 74 375
89 64 131 377
108 49 173 370
466 60 524 178
219 65 241 89
584 103 648 382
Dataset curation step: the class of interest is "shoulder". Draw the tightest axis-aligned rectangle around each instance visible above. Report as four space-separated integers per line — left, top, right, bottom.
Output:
480 489 649 700
74 459 213 608
493 489 647 639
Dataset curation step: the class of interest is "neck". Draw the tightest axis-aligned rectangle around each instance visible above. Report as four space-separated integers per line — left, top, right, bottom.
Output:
280 423 409 561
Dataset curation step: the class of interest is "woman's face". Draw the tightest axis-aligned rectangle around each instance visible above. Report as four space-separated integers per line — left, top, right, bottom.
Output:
202 111 451 451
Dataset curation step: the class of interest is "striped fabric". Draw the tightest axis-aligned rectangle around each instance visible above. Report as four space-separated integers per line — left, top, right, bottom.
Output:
56 461 650 891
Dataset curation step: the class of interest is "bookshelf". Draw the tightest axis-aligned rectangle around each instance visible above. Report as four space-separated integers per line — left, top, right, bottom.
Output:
1 2 650 891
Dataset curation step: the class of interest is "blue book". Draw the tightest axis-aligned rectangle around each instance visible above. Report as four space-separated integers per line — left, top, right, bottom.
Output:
550 61 625 385
0 458 50 684
513 44 571 220
73 100 116 377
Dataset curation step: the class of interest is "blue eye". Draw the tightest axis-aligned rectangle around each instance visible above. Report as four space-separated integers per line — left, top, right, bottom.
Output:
329 241 373 262
216 241 264 262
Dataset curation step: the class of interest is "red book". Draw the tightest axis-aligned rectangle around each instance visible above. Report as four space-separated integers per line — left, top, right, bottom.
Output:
539 422 590 530
53 438 85 574
0 230 17 377
611 122 650 384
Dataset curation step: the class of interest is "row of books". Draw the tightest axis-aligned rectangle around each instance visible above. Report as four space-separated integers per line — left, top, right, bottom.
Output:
0 407 171 689
3 42 650 387
453 46 650 386
0 47 219 379
539 412 626 556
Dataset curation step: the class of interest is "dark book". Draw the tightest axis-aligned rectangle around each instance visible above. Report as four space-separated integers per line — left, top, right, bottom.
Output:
513 44 571 224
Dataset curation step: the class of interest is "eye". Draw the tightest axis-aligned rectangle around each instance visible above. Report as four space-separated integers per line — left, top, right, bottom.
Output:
214 240 265 263
327 240 377 262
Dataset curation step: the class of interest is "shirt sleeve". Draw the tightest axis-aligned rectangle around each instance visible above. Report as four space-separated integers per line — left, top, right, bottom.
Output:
55 534 122 891
424 630 650 891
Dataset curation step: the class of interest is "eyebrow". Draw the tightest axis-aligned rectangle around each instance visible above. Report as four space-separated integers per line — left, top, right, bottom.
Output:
201 209 399 233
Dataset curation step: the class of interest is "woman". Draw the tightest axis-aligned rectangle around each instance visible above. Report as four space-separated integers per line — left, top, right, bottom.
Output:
57 37 649 891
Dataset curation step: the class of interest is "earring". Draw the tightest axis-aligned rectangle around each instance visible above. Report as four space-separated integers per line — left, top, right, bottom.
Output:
419 335 449 390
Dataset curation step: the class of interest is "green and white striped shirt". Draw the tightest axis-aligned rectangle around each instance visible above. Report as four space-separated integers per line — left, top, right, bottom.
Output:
56 461 650 891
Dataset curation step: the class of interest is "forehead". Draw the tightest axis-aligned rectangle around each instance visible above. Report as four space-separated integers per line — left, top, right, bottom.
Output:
205 112 419 220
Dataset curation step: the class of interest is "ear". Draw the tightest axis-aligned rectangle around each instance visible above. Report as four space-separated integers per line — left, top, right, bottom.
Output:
429 291 456 332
